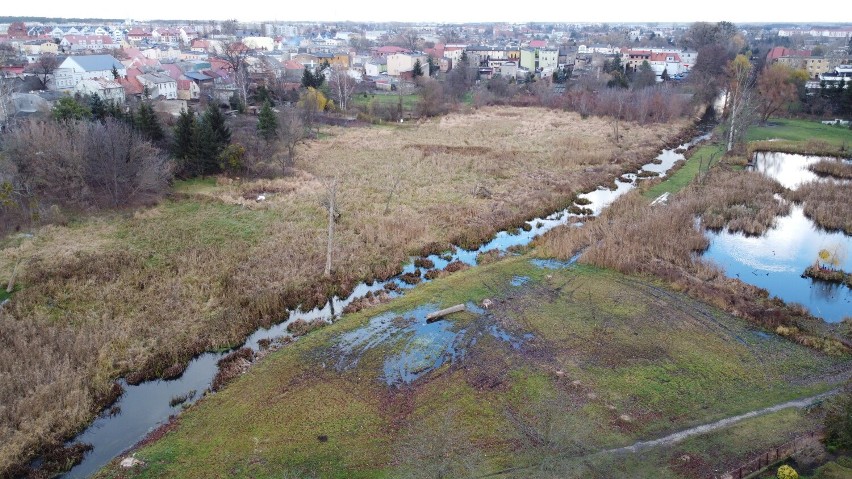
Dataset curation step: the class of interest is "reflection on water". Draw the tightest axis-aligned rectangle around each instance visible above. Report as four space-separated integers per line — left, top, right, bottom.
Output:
704 206 852 323
751 152 836 190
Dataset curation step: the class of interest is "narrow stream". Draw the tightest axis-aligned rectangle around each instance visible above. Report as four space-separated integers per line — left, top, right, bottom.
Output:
59 129 712 478
703 152 851 323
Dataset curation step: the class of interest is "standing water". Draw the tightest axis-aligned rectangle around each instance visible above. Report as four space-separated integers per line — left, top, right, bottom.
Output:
59 128 713 478
703 152 851 323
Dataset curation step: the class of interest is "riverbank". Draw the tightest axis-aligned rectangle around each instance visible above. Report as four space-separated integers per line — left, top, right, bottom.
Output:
0 106 691 477
94 256 848 478
747 118 852 158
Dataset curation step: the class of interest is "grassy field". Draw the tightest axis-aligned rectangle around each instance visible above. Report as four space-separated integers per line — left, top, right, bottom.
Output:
0 107 688 474
747 119 852 147
644 143 727 198
95 256 847 478
351 93 421 111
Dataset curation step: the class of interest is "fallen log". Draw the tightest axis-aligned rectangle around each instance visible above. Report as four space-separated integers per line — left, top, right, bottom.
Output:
426 304 466 323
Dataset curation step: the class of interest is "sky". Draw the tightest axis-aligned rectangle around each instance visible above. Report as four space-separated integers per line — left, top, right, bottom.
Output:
4 0 852 25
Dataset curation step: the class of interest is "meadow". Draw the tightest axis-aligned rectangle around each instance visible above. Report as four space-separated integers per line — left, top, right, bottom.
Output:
0 106 687 474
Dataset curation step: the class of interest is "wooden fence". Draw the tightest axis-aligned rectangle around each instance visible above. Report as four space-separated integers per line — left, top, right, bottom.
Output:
720 431 823 479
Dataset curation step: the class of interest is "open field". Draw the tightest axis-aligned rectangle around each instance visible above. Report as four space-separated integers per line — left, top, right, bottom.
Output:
351 93 422 112
94 256 848 478
748 119 852 157
0 107 688 474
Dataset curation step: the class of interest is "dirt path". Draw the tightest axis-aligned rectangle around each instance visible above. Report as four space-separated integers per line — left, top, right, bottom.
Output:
605 390 838 455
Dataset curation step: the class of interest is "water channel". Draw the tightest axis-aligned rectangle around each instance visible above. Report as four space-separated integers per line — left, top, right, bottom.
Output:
59 126 714 478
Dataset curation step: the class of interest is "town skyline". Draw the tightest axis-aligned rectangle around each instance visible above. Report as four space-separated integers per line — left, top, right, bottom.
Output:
3 0 852 25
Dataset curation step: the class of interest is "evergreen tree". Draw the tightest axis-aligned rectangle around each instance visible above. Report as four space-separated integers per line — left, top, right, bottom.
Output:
111 65 120 79
173 109 197 174
427 57 437 76
257 101 278 140
301 68 315 88
412 59 423 77
136 102 164 143
633 60 657 89
89 93 106 122
52 96 91 122
193 117 220 175
203 104 231 151
661 68 670 81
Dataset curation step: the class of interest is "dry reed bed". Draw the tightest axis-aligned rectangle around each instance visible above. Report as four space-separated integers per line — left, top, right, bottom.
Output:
0 106 688 474
536 170 847 355
807 159 852 180
787 181 852 235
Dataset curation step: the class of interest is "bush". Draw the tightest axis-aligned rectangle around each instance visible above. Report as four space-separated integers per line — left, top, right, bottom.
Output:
777 465 799 479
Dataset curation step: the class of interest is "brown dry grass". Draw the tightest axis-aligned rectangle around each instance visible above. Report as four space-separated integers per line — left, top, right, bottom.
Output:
0 106 688 474
808 159 852 180
788 181 852 235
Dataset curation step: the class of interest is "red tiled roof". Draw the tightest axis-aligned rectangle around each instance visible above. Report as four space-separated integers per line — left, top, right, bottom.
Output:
374 45 409 54
284 60 304 70
529 40 547 48
160 63 184 80
766 46 811 63
177 79 192 90
118 76 144 95
650 52 681 62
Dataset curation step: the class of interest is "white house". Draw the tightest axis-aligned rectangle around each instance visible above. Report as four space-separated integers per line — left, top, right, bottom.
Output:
54 55 127 91
74 78 126 104
386 52 428 77
365 57 387 77
649 52 683 79
242 37 275 51
60 35 118 52
137 72 178 99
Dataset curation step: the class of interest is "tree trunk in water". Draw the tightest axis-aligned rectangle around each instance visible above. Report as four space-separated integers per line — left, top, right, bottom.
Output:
325 179 337 277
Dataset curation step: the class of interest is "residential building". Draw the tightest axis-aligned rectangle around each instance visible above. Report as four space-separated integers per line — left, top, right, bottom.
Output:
137 72 178 99
74 78 125 103
519 48 558 73
386 52 428 77
60 35 118 52
54 55 127 91
365 57 387 77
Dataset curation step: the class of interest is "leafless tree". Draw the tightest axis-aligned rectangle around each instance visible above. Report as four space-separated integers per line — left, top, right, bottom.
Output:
220 41 252 107
83 119 170 207
417 78 446 117
725 55 756 152
324 177 337 277
0 78 16 131
32 53 59 89
328 68 356 112
394 29 421 51
276 107 306 172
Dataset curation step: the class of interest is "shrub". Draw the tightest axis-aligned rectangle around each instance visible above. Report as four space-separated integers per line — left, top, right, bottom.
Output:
777 465 798 479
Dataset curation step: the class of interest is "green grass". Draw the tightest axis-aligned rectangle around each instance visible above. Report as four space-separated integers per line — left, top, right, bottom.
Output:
172 177 218 195
0 288 10 302
351 93 421 111
746 118 852 147
97 256 847 478
644 144 726 198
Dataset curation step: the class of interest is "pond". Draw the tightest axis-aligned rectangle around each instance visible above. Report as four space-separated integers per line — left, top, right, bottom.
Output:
703 152 851 323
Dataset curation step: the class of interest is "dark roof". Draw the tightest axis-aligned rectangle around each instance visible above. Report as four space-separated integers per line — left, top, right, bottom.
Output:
184 71 212 81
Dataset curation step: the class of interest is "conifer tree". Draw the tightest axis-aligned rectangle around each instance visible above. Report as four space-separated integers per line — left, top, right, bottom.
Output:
257 101 278 140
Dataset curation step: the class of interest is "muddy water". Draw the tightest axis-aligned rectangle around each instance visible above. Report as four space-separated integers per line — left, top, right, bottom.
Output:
703 153 852 323
60 130 712 479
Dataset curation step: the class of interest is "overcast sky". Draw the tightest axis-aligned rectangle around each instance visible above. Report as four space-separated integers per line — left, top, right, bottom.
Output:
5 0 852 24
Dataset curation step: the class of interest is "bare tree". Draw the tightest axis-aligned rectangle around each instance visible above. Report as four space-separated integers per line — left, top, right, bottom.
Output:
394 29 421 51
725 54 755 152
0 77 15 131
32 53 59 89
84 119 170 207
328 68 356 112
276 107 306 172
220 41 252 107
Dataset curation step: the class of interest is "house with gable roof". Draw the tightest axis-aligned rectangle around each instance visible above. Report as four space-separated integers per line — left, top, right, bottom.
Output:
53 54 127 91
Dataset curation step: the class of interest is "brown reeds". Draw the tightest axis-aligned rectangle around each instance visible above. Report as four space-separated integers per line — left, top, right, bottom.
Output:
808 159 852 180
788 181 852 234
0 106 689 475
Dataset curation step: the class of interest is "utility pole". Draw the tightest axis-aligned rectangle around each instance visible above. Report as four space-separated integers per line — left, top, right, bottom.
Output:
324 178 337 277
